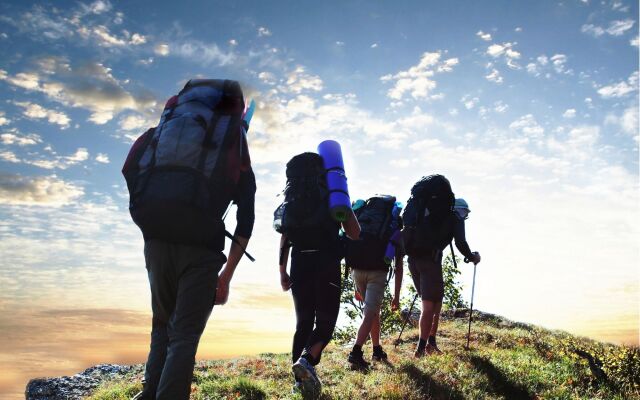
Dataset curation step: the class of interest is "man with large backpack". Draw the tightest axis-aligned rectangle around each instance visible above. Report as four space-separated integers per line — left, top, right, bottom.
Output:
402 175 480 357
275 152 360 398
123 79 256 400
344 196 404 369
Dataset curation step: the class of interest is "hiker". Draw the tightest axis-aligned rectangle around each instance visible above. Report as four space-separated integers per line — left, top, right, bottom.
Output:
123 79 256 400
344 196 404 369
275 152 360 397
402 176 480 357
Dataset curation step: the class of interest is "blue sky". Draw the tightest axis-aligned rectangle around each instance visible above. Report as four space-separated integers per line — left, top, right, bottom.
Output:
0 0 638 396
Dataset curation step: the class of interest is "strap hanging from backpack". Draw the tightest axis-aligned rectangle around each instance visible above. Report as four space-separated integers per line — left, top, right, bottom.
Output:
224 230 255 262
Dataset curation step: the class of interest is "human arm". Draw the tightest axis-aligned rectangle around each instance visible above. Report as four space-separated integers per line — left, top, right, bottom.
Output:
341 208 361 240
453 216 480 264
279 234 292 291
392 250 403 311
215 169 256 305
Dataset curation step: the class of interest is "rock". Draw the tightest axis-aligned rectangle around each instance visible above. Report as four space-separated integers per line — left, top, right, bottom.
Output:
25 364 136 400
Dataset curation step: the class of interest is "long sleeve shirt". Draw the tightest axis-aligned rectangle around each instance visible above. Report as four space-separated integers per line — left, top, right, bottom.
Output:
232 168 256 238
439 212 474 259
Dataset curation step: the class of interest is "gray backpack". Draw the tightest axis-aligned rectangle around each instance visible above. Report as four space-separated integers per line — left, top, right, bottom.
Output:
123 79 252 256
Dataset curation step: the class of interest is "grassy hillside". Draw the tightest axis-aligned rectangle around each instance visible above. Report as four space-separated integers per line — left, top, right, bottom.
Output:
88 311 639 399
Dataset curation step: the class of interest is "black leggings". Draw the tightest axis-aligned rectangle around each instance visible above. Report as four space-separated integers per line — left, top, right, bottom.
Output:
290 248 341 365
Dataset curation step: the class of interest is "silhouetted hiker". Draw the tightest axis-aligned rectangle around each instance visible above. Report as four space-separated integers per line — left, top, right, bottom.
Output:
402 176 480 357
123 79 256 400
274 152 360 397
344 196 404 369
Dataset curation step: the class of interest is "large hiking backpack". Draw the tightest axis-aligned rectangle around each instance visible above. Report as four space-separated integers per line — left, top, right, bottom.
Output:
122 79 251 251
273 152 337 249
345 195 399 271
402 174 455 257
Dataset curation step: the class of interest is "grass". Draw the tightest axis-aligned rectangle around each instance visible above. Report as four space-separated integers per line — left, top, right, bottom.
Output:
88 311 639 399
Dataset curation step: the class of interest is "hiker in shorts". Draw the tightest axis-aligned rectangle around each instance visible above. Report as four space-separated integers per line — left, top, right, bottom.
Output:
402 176 480 357
123 79 256 400
344 196 404 368
275 152 360 397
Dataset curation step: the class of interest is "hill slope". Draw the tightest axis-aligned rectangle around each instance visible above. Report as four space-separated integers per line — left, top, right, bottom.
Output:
29 311 639 399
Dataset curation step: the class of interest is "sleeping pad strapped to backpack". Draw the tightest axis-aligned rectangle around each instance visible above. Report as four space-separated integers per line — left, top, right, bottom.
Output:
122 79 251 252
273 152 338 250
345 195 399 271
402 174 455 257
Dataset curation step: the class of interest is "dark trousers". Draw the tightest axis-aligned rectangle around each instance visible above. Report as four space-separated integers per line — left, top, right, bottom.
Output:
290 248 341 365
142 240 225 400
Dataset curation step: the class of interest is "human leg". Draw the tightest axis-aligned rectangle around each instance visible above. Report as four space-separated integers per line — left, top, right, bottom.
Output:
155 245 223 400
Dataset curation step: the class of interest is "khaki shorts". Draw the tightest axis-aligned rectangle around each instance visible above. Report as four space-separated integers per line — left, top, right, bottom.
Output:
352 269 387 315
408 253 444 302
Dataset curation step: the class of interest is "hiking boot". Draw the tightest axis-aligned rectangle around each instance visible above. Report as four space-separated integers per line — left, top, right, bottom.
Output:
426 343 442 355
372 346 388 362
348 348 370 369
292 357 321 398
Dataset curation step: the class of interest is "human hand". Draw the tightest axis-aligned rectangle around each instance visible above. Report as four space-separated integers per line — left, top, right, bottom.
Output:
355 289 363 302
215 273 230 305
391 296 400 311
472 252 481 265
280 271 292 291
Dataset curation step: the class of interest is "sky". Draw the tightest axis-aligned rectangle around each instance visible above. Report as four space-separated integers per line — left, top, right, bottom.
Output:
0 0 638 397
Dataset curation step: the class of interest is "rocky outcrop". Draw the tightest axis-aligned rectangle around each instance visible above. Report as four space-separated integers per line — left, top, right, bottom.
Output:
25 364 141 400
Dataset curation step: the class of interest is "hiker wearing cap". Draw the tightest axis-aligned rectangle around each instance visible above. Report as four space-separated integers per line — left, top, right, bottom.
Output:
402 176 480 357
123 80 256 400
274 152 361 397
343 196 404 369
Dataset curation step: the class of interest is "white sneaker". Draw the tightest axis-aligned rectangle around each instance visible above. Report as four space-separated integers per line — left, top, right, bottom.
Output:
292 357 321 398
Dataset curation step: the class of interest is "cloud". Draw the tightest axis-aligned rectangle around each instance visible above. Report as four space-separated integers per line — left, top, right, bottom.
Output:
0 111 9 126
154 43 169 56
476 30 492 41
380 51 458 100
0 173 83 206
485 69 503 84
486 42 520 59
282 66 323 94
597 71 638 98
526 54 572 77
631 36 639 47
461 95 479 110
118 114 154 131
0 129 42 146
335 41 345 46
95 153 110 163
13 101 71 128
562 109 576 118
493 101 509 113
170 39 236 66
581 19 636 37
258 26 272 37
371 43 378 48
0 60 157 125
5 3 146 51
258 71 277 85
606 105 639 143
509 114 544 138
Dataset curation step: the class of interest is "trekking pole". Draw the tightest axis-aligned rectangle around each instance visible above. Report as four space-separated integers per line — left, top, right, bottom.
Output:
394 293 419 347
466 260 478 350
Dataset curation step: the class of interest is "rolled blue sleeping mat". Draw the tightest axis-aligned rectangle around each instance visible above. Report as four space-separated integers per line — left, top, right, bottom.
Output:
318 140 351 222
384 229 402 265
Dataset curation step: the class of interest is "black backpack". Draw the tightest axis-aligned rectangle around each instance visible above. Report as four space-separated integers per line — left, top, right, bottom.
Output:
345 195 398 271
273 152 337 249
402 174 455 256
122 79 251 253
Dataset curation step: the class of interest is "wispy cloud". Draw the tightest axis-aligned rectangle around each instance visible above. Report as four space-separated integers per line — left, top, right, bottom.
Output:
0 58 157 124
597 71 639 98
476 30 492 41
581 19 636 37
13 101 71 128
380 51 458 100
0 173 84 206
